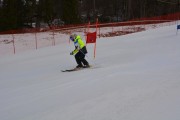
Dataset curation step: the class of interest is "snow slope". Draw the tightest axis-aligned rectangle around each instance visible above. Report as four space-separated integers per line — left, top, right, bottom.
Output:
0 25 180 120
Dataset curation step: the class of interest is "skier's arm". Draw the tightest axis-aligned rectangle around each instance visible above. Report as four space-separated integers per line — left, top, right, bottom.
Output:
70 39 81 55
70 45 80 55
71 49 78 55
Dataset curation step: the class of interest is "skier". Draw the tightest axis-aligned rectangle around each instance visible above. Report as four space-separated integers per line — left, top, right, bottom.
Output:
70 34 90 68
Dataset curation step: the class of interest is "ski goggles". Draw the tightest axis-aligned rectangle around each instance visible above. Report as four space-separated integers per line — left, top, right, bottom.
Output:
70 36 74 41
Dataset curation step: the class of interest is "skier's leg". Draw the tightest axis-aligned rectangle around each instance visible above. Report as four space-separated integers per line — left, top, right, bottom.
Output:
75 52 83 67
82 58 89 66
79 52 89 66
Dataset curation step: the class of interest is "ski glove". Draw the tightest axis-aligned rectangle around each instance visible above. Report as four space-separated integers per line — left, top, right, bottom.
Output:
70 52 73 55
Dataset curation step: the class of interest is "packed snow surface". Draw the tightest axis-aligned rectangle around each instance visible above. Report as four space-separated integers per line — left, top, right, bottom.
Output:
0 24 180 120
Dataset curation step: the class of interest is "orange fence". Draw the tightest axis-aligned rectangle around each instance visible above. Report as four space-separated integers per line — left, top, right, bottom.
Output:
0 12 180 35
0 12 179 56
132 12 180 21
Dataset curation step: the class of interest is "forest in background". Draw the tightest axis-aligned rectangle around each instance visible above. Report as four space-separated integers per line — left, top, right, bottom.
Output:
0 0 179 31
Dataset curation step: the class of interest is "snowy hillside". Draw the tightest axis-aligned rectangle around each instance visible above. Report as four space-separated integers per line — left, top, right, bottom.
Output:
0 24 180 120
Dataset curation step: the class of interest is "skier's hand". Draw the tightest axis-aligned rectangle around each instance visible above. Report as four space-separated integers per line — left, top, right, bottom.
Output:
70 52 73 55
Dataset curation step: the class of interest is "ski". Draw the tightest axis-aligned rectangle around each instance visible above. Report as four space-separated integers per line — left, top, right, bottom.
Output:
61 65 92 72
61 68 80 72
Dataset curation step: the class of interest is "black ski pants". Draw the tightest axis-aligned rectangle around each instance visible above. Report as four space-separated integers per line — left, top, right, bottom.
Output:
75 51 89 66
